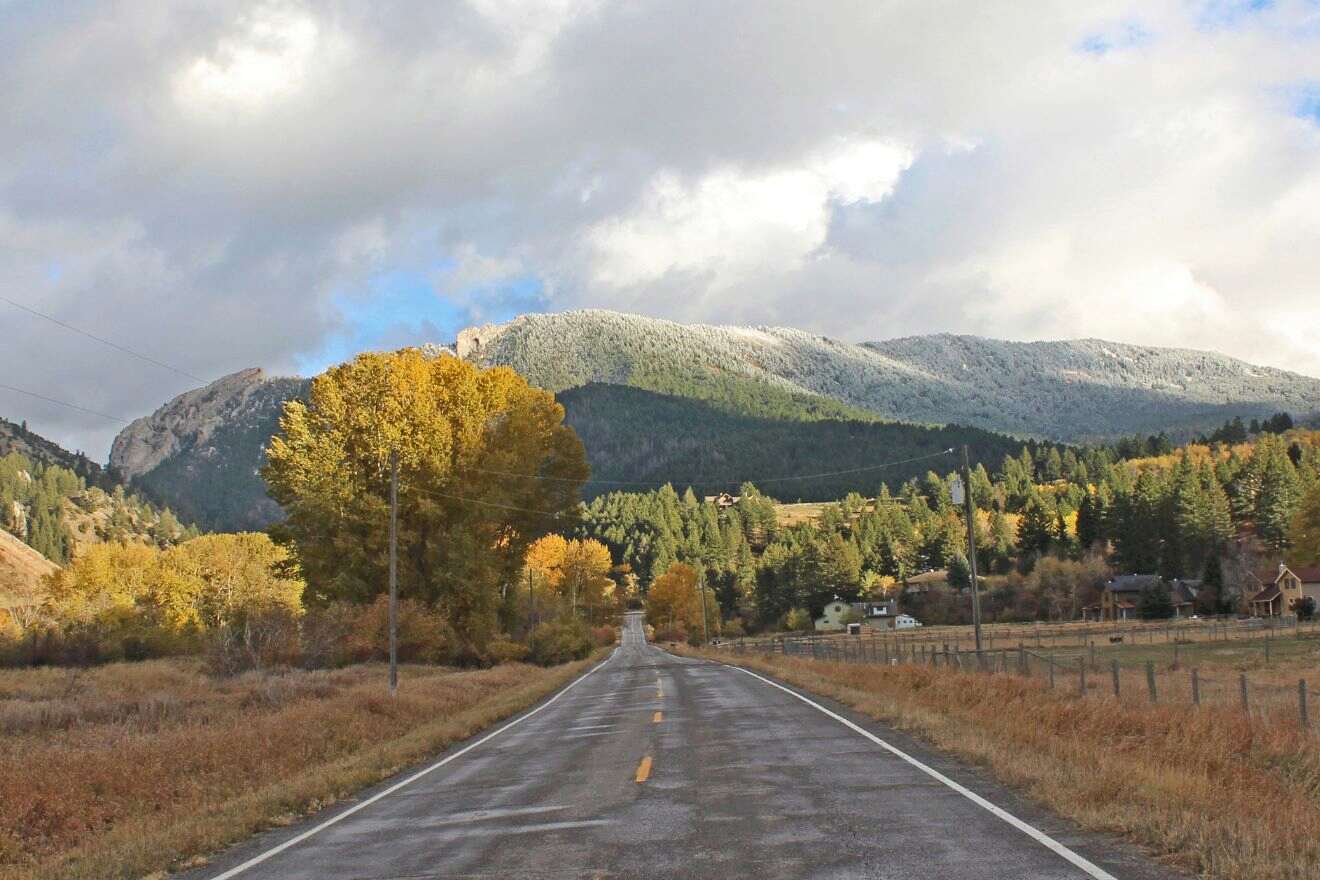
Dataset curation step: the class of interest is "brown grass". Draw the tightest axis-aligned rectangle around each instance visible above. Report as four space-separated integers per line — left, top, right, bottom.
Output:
691 649 1320 880
0 655 600 880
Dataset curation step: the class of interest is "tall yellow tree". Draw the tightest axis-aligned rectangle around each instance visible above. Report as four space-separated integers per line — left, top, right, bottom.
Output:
645 562 719 641
523 534 615 621
263 350 587 649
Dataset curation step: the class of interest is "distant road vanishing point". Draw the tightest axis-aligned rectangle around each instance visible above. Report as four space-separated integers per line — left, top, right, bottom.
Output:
192 612 1176 880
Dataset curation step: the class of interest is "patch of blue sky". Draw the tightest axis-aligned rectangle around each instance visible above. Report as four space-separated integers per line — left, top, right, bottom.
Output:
1195 0 1274 31
1286 82 1320 124
295 265 550 376
1076 20 1153 55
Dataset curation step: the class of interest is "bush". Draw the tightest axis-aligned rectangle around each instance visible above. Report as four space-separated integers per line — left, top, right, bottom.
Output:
345 595 458 665
784 608 813 632
485 636 530 665
527 620 593 665
652 625 687 644
205 607 301 677
589 625 617 647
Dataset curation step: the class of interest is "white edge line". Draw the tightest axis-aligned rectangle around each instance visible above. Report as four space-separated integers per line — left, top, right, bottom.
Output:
208 649 617 880
728 665 1118 880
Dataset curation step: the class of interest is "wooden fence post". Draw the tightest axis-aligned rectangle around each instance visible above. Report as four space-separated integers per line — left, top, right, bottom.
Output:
1240 673 1249 713
1146 661 1157 703
1111 659 1121 698
1300 679 1309 730
1048 654 1055 689
1080 662 1087 696
1191 668 1199 706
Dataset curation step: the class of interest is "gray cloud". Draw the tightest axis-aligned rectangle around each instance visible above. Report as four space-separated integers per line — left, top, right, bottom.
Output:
3 0 1320 459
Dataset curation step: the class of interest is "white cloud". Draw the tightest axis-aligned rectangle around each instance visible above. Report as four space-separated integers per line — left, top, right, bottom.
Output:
5 0 1320 458
174 4 330 115
586 139 913 289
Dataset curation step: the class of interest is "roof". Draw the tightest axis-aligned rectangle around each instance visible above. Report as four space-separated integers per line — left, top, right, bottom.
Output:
1251 585 1281 603
1283 565 1320 584
1106 574 1161 593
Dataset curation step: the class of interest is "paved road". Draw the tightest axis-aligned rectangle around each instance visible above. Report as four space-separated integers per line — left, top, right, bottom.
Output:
198 612 1177 879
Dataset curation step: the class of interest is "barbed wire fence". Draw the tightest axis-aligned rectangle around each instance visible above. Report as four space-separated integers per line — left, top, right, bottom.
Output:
718 616 1319 733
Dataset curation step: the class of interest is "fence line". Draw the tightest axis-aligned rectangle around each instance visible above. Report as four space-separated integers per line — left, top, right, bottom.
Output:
723 627 1320 733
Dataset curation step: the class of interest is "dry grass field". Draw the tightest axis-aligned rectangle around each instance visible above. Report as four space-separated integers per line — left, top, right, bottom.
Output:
0 655 600 880
693 647 1320 880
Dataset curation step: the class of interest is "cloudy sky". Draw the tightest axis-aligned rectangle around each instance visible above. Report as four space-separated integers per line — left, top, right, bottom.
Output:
3 0 1320 459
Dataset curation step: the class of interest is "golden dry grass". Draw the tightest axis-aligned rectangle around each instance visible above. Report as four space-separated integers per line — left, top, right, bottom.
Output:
0 655 599 880
693 649 1320 880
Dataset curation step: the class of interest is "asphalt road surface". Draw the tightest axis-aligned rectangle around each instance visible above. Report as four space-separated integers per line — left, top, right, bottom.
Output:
196 612 1178 879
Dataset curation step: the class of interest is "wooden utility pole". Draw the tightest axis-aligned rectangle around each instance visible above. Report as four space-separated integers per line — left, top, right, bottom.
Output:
388 449 399 696
961 445 984 652
697 570 710 644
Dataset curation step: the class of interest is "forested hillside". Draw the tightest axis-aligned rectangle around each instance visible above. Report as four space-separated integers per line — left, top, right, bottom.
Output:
1 417 104 485
560 383 1049 500
1 449 194 566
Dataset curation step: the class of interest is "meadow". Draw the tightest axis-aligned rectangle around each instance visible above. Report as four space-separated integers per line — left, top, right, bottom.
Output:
0 655 600 880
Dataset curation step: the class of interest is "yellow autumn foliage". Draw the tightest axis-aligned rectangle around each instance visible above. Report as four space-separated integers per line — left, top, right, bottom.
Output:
43 533 303 632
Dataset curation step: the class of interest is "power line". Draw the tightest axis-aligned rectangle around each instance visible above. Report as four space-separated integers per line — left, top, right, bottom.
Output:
0 382 128 424
463 447 957 488
0 295 205 383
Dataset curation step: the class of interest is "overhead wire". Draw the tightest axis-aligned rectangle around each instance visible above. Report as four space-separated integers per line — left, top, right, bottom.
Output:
461 447 957 488
1 295 205 382
0 382 129 424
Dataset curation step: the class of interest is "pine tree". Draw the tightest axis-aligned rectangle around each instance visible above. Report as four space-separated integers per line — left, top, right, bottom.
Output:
1016 495 1054 561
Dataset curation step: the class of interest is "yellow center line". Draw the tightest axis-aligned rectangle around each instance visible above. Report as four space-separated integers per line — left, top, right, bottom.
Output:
652 711 663 723
635 755 653 783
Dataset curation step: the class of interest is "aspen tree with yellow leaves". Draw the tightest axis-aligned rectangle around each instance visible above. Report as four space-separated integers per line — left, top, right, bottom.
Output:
262 349 588 654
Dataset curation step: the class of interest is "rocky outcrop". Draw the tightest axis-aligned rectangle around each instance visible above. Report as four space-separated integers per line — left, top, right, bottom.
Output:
110 368 271 480
109 370 310 531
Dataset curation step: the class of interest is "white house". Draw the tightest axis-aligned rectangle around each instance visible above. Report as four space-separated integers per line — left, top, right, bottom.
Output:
814 599 851 632
894 614 922 630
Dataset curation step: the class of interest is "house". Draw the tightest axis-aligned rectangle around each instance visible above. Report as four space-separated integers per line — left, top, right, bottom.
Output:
903 569 947 595
894 614 922 630
1168 579 1201 618
1099 574 1161 621
814 599 851 632
704 493 741 510
1249 563 1320 617
851 599 898 620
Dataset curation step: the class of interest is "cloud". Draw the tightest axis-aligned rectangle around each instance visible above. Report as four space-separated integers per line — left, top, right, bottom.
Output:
3 0 1320 459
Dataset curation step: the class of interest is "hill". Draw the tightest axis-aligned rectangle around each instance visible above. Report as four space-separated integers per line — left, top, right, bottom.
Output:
560 383 1043 500
0 527 57 628
1 416 104 484
459 310 1320 440
2 424 192 567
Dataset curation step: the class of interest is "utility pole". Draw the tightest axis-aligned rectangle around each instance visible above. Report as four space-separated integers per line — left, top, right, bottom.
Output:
528 566 536 631
388 449 399 696
959 445 984 653
697 570 710 644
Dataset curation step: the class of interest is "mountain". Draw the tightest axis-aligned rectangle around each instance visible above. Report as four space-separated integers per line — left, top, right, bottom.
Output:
106 310 1320 532
109 369 309 532
459 311 1320 441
